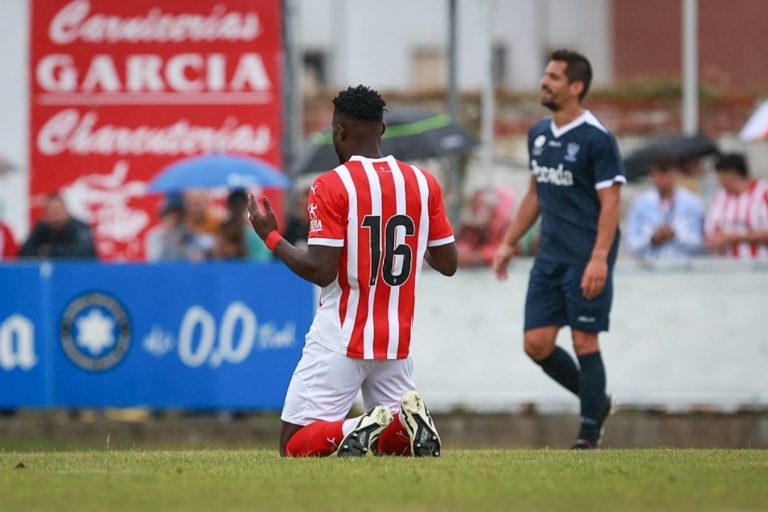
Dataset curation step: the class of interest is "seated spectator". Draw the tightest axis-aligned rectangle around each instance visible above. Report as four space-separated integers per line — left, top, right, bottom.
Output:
1 219 17 260
145 194 211 262
456 186 517 266
705 153 768 260
184 189 220 237
214 189 271 262
19 194 97 259
625 156 705 260
283 187 310 249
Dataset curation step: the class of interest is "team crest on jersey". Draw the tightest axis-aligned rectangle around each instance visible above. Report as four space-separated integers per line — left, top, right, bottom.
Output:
565 142 581 162
533 135 546 156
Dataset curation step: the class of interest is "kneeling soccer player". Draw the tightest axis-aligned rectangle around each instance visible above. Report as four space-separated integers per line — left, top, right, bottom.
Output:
247 85 458 457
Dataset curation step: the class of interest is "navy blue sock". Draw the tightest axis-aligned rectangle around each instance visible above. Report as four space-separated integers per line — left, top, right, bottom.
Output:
577 351 606 445
533 346 580 396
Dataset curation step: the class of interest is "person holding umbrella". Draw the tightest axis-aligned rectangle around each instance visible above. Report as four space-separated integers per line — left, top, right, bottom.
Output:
145 193 211 262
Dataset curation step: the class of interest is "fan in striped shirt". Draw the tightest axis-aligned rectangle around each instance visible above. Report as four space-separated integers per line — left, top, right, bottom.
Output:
247 85 458 458
705 153 768 260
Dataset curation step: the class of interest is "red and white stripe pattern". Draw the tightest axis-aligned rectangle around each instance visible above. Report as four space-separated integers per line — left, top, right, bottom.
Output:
705 179 768 260
306 155 454 360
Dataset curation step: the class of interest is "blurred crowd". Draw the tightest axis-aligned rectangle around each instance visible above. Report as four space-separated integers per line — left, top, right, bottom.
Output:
454 151 768 266
623 152 768 262
0 187 310 263
0 152 766 265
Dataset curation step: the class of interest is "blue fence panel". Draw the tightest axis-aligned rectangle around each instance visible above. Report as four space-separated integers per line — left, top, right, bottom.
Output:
0 264 53 407
0 262 314 410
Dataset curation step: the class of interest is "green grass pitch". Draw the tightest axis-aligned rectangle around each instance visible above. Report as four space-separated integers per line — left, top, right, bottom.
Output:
1 449 766 511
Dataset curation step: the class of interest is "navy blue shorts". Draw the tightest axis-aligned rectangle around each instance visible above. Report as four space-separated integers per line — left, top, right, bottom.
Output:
524 259 614 333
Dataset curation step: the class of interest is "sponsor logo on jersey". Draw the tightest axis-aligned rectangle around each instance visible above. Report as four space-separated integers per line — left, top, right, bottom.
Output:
60 292 131 372
310 219 323 232
308 203 323 232
531 159 574 187
565 142 581 162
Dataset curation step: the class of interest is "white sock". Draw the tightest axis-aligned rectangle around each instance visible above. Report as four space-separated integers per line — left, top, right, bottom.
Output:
341 417 359 437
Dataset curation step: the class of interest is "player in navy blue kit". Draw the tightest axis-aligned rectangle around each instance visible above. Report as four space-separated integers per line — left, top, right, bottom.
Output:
492 49 625 449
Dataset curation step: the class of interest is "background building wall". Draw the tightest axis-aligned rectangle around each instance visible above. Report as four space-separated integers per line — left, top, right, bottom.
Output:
613 0 768 92
0 0 29 239
298 0 613 92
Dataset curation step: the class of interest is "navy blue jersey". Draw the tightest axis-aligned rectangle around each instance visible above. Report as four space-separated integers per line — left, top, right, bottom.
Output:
528 110 626 264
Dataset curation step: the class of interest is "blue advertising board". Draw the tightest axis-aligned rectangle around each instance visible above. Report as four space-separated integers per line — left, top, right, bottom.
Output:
0 264 53 407
0 262 314 410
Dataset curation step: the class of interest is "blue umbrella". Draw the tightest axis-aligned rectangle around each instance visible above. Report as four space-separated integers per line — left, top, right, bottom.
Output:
148 154 290 193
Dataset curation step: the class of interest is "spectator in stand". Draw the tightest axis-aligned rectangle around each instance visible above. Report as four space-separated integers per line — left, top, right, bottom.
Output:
705 153 768 260
0 218 18 260
145 193 211 262
283 186 311 250
625 155 706 260
19 194 97 259
184 189 220 237
455 186 518 266
213 189 271 261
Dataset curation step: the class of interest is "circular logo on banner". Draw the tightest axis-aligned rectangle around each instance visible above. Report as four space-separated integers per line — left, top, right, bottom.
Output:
60 292 132 372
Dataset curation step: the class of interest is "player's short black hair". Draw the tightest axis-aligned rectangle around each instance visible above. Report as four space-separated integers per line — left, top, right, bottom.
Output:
332 85 387 123
549 49 592 101
715 153 749 177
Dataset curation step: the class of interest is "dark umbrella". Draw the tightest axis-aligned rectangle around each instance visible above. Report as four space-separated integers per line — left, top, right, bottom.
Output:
290 109 478 176
623 134 719 181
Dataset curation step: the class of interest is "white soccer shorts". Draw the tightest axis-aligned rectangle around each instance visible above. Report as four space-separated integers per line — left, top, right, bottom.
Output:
281 338 416 426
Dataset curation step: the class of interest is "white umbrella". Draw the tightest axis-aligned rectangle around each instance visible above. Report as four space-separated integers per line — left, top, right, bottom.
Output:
739 100 768 142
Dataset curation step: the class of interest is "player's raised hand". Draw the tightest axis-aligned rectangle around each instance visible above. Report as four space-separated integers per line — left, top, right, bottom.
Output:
492 243 515 281
247 193 279 239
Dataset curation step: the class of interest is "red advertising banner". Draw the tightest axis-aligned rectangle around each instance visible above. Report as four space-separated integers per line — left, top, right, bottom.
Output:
30 0 282 260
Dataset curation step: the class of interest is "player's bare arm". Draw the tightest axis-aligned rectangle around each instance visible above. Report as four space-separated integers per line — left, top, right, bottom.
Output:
425 243 458 276
581 183 621 300
248 194 341 287
492 176 541 281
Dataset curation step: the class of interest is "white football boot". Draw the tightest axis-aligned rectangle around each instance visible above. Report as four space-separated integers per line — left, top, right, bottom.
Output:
336 405 394 457
399 391 441 457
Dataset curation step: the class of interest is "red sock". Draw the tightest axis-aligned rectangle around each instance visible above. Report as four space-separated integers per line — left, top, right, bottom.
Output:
285 421 345 457
375 413 412 456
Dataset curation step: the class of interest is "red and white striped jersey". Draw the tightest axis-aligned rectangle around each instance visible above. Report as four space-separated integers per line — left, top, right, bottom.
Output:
306 155 454 360
705 179 768 260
